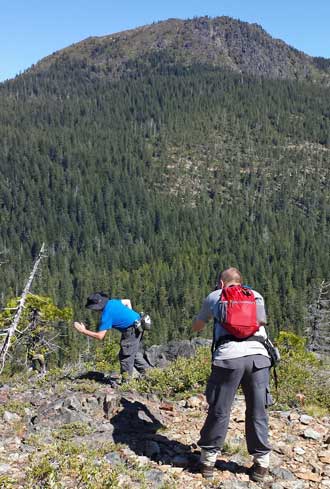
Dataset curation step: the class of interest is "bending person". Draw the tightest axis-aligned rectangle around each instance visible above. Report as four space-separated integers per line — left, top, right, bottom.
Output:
73 292 150 379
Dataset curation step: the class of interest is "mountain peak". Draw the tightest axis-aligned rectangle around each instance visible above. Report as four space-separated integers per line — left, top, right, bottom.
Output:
29 15 329 83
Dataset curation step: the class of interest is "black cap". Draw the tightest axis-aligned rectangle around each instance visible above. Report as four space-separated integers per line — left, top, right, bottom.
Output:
85 292 109 311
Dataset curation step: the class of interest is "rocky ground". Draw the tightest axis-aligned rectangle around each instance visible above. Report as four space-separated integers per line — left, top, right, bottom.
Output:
0 370 329 489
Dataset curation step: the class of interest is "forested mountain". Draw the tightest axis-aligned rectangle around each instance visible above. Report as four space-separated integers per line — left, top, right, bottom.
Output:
1 16 330 361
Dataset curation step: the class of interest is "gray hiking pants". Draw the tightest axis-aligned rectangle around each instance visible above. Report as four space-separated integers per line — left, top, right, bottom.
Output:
198 355 272 457
119 326 151 376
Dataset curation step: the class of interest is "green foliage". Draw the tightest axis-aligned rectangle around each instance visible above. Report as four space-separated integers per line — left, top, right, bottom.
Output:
0 294 72 323
25 440 168 489
0 294 73 373
0 399 31 417
222 438 248 457
0 369 33 388
89 335 121 373
27 457 58 489
276 332 330 410
26 442 119 489
126 337 330 413
124 347 211 398
304 405 329 418
0 475 18 489
0 35 330 359
71 381 99 394
53 422 92 440
42 367 65 381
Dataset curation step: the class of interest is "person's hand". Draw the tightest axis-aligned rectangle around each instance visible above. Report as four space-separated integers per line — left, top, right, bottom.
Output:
73 321 87 333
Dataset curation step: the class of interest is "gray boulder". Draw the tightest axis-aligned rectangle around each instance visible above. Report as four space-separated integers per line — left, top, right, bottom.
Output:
144 338 211 367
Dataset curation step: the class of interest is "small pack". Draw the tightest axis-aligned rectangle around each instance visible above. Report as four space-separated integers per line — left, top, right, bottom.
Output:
140 312 152 331
134 312 152 333
219 285 259 339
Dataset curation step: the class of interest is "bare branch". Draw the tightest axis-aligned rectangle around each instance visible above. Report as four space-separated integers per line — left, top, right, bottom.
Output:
0 243 46 373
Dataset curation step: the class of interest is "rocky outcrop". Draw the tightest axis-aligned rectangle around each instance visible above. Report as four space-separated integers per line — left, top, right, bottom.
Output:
0 372 329 488
144 338 211 367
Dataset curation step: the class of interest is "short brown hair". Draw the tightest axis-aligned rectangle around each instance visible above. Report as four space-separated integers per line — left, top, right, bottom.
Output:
220 267 243 285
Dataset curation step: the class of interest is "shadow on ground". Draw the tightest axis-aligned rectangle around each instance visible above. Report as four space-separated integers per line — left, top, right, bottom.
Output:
109 396 248 477
75 371 111 384
110 397 198 467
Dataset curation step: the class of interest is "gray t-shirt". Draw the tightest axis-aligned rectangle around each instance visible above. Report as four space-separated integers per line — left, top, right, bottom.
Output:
195 288 269 364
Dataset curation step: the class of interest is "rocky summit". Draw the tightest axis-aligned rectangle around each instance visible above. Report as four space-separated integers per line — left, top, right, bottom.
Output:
32 16 330 83
0 370 329 488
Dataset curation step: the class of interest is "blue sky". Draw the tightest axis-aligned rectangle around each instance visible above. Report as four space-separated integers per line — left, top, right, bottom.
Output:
1 0 329 82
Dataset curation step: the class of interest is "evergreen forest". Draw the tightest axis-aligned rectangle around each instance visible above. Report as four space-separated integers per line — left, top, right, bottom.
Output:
1 17 330 364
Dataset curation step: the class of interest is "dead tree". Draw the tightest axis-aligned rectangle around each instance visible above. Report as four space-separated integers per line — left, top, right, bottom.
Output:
0 243 46 373
19 306 64 374
306 280 330 357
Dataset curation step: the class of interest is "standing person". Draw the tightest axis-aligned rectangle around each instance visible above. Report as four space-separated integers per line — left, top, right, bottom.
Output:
73 292 151 380
192 268 272 482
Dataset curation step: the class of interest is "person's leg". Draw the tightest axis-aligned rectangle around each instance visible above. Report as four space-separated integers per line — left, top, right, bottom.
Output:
198 363 243 476
119 327 140 377
133 332 152 373
134 351 151 373
240 355 272 481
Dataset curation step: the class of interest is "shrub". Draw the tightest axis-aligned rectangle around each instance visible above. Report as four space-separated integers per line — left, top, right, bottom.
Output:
0 475 17 488
275 332 330 410
126 335 330 413
25 440 166 489
53 422 92 440
0 399 31 417
124 346 211 398
86 337 120 373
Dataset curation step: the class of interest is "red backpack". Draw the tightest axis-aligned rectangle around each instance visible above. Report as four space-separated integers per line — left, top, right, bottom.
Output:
220 285 259 339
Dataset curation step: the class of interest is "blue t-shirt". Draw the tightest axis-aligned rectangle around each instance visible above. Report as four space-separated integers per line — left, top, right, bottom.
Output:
98 299 140 331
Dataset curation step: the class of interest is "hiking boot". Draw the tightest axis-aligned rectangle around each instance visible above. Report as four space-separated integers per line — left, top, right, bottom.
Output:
188 458 215 479
249 463 268 482
199 463 214 479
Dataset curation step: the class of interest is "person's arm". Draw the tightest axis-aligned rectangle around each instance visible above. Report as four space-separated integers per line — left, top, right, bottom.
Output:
121 299 132 309
192 318 206 332
73 322 107 340
192 295 212 332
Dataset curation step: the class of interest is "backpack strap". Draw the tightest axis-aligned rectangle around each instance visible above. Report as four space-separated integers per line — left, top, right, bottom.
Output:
215 335 280 364
214 334 260 350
